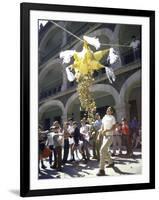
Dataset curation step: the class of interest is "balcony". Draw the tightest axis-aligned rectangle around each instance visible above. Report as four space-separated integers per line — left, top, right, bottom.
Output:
39 48 141 102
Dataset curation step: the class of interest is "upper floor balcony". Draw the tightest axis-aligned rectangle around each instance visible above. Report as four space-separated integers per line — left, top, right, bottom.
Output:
39 48 141 103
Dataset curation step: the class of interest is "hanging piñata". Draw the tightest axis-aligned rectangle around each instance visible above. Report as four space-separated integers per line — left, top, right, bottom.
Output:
60 35 119 122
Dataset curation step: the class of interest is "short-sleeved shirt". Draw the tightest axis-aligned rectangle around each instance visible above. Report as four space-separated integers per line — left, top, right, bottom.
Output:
80 125 90 142
102 114 116 136
52 132 63 147
93 119 102 131
47 132 54 146
122 124 129 135
130 40 140 49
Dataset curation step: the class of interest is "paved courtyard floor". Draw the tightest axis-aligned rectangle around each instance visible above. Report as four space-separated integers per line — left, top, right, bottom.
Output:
39 150 142 179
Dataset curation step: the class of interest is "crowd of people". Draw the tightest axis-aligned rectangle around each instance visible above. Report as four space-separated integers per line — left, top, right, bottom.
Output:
38 107 141 176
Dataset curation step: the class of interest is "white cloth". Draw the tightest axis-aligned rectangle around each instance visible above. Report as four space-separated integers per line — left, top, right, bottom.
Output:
76 47 88 59
104 67 116 84
102 115 116 136
130 40 140 49
59 50 75 63
83 35 101 50
65 66 75 82
107 48 119 64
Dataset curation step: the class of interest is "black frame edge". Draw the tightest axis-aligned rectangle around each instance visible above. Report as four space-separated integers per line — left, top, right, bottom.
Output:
21 2 155 16
149 11 155 189
20 3 30 197
20 2 155 197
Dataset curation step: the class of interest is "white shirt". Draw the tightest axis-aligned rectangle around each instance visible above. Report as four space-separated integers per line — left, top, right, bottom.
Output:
130 40 140 49
68 125 74 144
47 132 54 146
80 125 90 141
67 125 74 135
102 114 116 136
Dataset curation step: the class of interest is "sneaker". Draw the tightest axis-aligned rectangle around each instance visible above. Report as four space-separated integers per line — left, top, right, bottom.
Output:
97 169 106 176
106 162 115 168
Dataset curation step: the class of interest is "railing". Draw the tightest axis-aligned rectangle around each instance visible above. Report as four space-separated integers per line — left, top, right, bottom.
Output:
40 85 62 100
120 48 141 65
39 81 77 101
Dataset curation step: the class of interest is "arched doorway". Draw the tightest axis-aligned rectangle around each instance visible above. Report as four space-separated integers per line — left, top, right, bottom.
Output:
39 100 65 130
39 59 64 100
120 70 141 122
65 84 119 122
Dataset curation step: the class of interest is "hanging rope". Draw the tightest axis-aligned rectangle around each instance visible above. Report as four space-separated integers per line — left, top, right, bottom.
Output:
50 20 131 48
101 43 131 48
51 20 84 42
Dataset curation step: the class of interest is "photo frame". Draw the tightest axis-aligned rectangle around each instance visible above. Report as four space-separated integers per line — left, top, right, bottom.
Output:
20 2 155 197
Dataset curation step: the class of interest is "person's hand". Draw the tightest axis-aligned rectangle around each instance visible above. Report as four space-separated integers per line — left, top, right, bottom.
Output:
97 130 102 142
92 131 95 136
97 136 100 142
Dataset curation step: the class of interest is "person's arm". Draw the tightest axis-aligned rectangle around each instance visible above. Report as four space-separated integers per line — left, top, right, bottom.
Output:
129 41 133 47
65 129 71 137
137 40 140 48
104 124 116 133
97 124 104 140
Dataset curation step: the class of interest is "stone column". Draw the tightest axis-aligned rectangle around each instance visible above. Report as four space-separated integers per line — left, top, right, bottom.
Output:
61 112 67 123
61 65 68 91
115 102 127 122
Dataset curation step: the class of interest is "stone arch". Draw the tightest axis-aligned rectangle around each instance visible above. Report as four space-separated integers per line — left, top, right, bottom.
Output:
118 70 141 120
39 21 73 54
39 100 65 121
90 84 119 105
119 70 141 103
64 92 79 117
64 84 120 116
88 28 113 40
39 25 57 51
39 58 62 84
39 58 68 94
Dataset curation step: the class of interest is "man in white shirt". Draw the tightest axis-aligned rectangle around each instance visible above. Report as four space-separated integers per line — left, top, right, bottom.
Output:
47 127 55 167
97 107 116 176
130 35 140 60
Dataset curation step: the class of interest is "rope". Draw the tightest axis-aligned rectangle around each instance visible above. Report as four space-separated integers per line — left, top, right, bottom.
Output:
51 20 131 48
50 21 84 42
101 43 131 48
